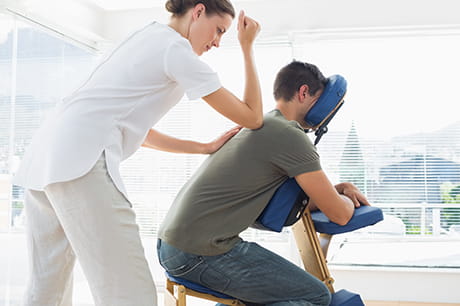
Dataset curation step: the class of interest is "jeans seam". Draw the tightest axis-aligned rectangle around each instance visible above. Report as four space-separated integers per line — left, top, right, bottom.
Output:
199 261 231 292
172 257 204 277
160 252 184 265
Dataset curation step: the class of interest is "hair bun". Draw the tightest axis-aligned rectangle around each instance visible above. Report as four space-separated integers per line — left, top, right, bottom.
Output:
165 0 185 15
165 0 235 18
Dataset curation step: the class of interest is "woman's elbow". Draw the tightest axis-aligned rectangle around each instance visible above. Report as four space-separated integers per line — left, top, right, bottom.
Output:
246 115 263 129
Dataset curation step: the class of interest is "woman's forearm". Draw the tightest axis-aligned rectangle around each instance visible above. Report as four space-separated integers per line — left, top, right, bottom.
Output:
241 48 263 127
142 129 206 154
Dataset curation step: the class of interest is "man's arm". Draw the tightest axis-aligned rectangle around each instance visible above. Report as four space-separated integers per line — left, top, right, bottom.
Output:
307 181 370 212
335 182 371 207
295 170 355 225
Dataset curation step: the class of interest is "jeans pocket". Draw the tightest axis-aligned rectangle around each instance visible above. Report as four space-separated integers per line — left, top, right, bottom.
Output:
158 240 203 277
199 265 231 293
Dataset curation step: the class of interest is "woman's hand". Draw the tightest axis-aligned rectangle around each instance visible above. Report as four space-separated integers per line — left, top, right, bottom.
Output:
237 10 260 52
142 127 241 154
204 126 242 154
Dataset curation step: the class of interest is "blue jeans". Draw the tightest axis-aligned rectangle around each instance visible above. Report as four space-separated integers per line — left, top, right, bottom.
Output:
157 239 331 306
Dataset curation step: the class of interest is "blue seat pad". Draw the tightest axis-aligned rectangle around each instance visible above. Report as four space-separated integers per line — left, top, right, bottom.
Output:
311 205 384 235
167 275 364 304
330 289 364 306
166 273 236 300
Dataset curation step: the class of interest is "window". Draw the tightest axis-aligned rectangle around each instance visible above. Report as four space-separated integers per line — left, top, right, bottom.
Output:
126 43 294 239
294 34 460 268
0 14 99 304
1 15 99 229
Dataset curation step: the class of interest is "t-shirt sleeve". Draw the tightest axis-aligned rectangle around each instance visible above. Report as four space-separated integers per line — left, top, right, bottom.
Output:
164 39 221 100
270 126 322 178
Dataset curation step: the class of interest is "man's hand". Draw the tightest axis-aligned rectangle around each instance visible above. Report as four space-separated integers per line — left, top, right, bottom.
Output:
335 182 371 208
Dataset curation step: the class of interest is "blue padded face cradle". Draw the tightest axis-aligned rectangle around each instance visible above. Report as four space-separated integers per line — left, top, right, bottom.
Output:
311 205 384 235
304 74 347 130
305 74 347 145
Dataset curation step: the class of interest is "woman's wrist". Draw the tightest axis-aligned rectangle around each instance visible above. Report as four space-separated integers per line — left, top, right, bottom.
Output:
240 44 254 56
201 142 212 154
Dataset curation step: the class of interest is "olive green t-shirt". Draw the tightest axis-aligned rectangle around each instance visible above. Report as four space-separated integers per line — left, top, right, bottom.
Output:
158 110 321 256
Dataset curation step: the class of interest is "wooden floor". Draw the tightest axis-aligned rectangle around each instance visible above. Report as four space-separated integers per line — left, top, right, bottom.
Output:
160 294 460 306
365 302 460 306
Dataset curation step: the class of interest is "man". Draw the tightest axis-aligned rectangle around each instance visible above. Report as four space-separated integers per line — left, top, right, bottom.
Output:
158 61 370 306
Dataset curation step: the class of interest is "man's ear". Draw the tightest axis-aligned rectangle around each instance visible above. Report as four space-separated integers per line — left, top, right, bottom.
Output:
298 84 310 103
192 3 206 20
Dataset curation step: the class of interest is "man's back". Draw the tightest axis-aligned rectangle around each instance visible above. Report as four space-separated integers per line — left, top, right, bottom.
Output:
158 110 321 256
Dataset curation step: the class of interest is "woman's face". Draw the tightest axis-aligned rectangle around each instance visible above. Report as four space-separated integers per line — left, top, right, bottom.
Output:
188 8 233 56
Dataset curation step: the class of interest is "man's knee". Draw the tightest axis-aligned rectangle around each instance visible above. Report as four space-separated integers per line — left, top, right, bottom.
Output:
285 283 331 306
313 286 332 306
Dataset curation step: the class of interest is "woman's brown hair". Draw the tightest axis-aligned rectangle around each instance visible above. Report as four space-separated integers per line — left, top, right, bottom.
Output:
165 0 235 18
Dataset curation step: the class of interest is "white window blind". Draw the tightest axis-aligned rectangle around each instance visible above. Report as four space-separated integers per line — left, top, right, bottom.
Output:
3 20 460 244
0 16 99 232
295 35 460 238
0 15 97 231
121 43 294 243
0 14 102 305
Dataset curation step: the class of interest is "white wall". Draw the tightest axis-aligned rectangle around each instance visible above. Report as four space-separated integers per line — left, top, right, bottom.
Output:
331 266 460 303
2 0 460 48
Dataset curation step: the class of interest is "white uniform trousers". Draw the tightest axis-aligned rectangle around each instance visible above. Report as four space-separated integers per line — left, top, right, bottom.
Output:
23 155 157 306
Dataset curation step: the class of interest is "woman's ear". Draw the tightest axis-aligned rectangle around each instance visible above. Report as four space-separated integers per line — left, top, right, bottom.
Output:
192 3 206 20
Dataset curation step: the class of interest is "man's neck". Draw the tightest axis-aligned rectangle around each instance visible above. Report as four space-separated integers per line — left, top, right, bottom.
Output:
275 100 308 128
275 101 297 121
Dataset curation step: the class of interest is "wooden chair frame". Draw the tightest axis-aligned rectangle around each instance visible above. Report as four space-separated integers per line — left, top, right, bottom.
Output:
164 278 245 306
292 209 336 293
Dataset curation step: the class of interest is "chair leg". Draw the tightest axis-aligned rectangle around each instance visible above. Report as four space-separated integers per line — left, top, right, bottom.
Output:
165 278 245 306
177 285 187 306
165 278 186 306
292 210 335 293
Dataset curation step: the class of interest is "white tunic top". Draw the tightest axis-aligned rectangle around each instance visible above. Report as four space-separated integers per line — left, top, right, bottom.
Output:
13 22 221 198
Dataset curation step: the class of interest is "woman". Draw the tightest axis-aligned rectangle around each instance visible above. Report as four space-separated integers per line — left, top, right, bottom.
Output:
13 0 262 305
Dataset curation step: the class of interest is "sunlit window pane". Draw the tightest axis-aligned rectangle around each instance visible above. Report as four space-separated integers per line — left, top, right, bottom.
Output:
0 14 99 305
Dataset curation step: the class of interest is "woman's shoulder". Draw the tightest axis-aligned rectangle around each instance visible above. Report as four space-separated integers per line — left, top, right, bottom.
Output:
147 22 191 48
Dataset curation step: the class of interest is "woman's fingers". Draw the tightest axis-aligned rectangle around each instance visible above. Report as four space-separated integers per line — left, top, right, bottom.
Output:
237 10 245 31
237 10 260 49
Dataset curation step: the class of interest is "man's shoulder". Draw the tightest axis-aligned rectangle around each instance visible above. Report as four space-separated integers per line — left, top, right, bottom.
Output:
264 109 302 127
263 110 307 138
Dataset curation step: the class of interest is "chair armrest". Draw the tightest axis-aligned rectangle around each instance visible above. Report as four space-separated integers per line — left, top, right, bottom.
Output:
311 206 384 235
